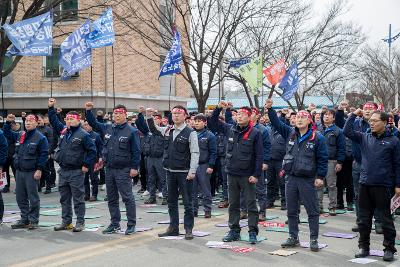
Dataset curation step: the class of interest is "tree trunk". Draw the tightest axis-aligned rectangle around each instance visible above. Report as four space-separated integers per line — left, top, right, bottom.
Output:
197 97 206 113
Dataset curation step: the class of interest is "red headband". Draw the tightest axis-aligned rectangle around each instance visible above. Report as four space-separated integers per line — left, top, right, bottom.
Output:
26 115 37 122
238 108 252 117
113 108 127 114
297 111 312 120
66 114 81 120
363 103 377 110
251 108 260 115
172 108 187 115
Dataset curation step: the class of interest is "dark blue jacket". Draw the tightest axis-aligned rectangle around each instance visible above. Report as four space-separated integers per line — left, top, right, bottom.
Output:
88 130 103 160
319 124 346 163
266 125 287 161
268 108 328 178
0 130 8 168
86 109 141 170
48 107 97 168
197 128 217 167
223 108 271 164
344 114 400 187
136 113 150 135
208 107 263 178
3 123 49 171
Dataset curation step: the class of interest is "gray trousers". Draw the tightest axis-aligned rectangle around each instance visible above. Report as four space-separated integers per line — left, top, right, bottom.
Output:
16 170 40 224
146 156 167 199
106 167 136 227
193 163 212 213
317 160 337 210
228 175 258 234
59 169 86 224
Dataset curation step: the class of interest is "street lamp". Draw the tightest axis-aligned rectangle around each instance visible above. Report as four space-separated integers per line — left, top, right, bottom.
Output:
383 24 400 109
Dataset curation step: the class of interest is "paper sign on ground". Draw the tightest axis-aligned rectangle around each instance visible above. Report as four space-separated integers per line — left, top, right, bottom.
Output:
269 249 297 256
322 232 356 239
348 258 378 264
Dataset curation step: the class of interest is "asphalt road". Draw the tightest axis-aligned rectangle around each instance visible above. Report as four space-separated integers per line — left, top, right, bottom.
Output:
1 182 399 267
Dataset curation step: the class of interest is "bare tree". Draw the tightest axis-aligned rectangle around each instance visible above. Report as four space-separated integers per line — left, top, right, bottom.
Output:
113 0 273 112
226 0 365 110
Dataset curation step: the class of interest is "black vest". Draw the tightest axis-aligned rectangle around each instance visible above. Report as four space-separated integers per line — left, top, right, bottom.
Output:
14 130 43 172
163 126 192 170
322 126 340 160
282 131 318 178
225 126 259 173
143 133 164 158
55 127 87 169
216 133 227 157
345 136 353 160
102 123 134 168
198 130 211 164
269 128 286 161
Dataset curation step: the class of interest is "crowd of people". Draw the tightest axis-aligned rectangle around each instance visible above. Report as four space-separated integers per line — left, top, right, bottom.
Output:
0 97 398 262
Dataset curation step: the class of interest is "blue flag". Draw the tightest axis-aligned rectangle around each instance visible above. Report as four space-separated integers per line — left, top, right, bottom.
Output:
229 58 250 68
59 20 92 79
87 8 115 48
159 31 182 77
279 63 299 101
3 11 53 57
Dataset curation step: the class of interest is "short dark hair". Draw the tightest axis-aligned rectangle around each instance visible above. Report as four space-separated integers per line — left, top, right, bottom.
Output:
67 111 80 116
172 105 188 115
290 112 297 117
325 109 336 118
37 114 45 119
372 110 389 123
113 104 127 112
239 106 252 116
194 113 207 122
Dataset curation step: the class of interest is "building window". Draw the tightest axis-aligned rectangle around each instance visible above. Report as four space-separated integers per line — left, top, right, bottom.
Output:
50 0 78 22
44 47 79 78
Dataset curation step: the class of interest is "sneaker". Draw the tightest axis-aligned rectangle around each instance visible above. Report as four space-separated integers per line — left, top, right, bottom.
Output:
102 224 121 234
157 192 163 198
2 187 10 193
329 208 336 216
11 220 30 229
281 236 300 248
355 248 369 258
28 223 39 230
218 200 229 208
142 190 150 196
383 250 395 262
144 198 157 204
265 203 274 209
54 223 74 231
89 196 98 202
280 203 287 210
73 223 85 232
375 224 383 234
137 188 145 194
310 239 319 252
84 196 90 201
204 211 212 219
249 231 257 245
336 205 345 210
101 184 106 191
222 230 240 242
43 189 52 194
185 229 194 240
240 211 248 220
158 226 179 237
351 225 359 232
161 198 168 205
125 225 135 235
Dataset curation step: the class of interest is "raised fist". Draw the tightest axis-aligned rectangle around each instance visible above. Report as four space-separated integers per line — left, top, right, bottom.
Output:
85 102 94 110
264 99 273 110
218 101 228 109
146 108 155 117
48 98 56 108
138 106 145 113
21 112 26 118
354 108 363 117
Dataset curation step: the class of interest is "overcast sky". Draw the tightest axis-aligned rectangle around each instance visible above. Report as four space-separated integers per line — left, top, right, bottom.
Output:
314 0 400 47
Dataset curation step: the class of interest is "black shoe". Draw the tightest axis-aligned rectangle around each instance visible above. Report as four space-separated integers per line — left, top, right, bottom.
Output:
28 223 39 230
144 197 156 204
281 237 300 248
2 187 10 193
125 225 135 235
280 204 287 211
84 196 90 201
38 187 42 193
11 220 30 229
375 224 383 234
351 225 359 232
89 196 97 202
54 223 74 231
310 239 319 252
73 223 85 232
158 227 179 237
355 248 369 258
222 230 240 242
185 229 194 240
336 205 345 210
265 203 274 209
161 198 168 205
258 212 266 222
44 189 51 194
383 250 395 262
102 224 121 234
347 203 354 211
249 231 257 245
204 211 212 219
194 211 198 217
329 208 336 216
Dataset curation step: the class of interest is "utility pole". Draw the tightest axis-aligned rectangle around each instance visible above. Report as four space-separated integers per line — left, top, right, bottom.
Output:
383 24 400 109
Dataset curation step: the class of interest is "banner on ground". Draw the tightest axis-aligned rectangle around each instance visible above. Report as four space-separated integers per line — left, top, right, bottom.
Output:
279 62 299 101
263 59 286 86
87 8 115 48
3 11 53 57
59 20 92 80
159 30 182 77
236 56 263 95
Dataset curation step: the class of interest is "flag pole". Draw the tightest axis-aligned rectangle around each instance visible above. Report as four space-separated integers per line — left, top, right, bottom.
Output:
104 46 108 114
168 75 173 111
50 70 53 98
89 12 93 102
112 45 115 108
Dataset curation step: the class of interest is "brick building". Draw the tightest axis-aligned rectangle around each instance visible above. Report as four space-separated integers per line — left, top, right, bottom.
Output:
1 0 190 115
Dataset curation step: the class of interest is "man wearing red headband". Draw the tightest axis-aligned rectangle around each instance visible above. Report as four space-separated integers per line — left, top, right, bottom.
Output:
208 102 264 245
146 105 200 240
265 99 328 252
3 113 49 230
48 98 97 233
85 102 141 236
136 106 168 206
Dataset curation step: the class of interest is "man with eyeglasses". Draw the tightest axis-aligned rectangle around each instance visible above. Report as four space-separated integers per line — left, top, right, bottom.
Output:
265 98 328 252
344 109 400 262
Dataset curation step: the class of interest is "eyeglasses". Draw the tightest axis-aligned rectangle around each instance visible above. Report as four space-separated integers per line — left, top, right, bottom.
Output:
369 119 383 124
